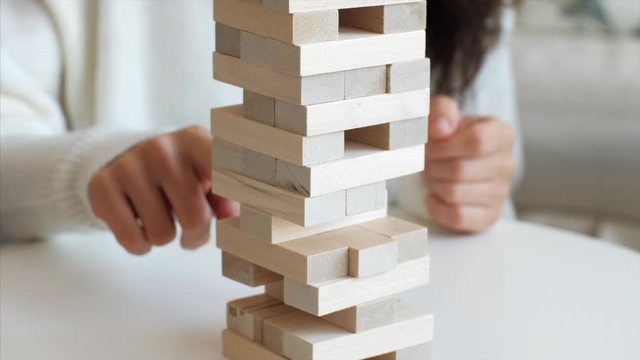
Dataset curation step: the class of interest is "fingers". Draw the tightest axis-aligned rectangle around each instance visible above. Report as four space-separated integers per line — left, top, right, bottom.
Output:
208 193 240 219
428 96 461 141
428 180 510 207
178 125 213 182
426 195 502 233
427 151 516 182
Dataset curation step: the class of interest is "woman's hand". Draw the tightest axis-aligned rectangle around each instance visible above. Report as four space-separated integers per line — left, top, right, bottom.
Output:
88 125 238 255
424 96 516 232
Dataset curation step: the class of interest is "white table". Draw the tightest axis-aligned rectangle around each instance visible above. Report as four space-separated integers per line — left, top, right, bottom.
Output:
1 220 639 360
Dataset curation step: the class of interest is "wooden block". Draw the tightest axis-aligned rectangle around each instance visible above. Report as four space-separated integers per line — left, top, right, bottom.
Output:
243 90 275 126
284 256 429 315
239 27 425 76
212 170 345 226
240 205 387 244
212 105 344 166
262 300 433 360
275 142 424 196
214 52 345 105
222 329 286 360
227 294 282 341
275 88 429 136
340 2 426 34
222 252 283 287
215 23 241 57
322 296 396 332
344 65 387 100
346 182 387 216
348 229 398 277
345 117 428 150
263 0 425 14
357 216 428 262
265 280 285 300
212 139 276 185
366 342 432 360
214 0 338 44
387 58 430 93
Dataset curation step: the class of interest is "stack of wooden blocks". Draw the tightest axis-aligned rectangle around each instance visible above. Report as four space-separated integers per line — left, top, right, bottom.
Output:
211 0 432 358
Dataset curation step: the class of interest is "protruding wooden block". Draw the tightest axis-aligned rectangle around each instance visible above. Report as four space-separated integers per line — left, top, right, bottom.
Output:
263 0 425 14
275 88 429 136
239 27 425 76
284 256 429 315
344 65 387 99
348 230 398 277
346 182 387 216
222 252 283 287
346 117 428 150
387 58 430 93
243 90 275 126
214 53 345 105
212 139 276 185
322 296 396 332
340 2 426 34
222 329 286 360
212 170 346 226
214 0 338 44
357 216 428 262
215 23 241 57
367 342 432 360
240 205 387 244
227 294 295 343
275 143 424 196
212 106 344 166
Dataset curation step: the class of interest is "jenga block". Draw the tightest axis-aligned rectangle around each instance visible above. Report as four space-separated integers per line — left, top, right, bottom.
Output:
366 342 432 360
239 27 425 76
215 23 241 57
214 53 344 105
346 182 387 216
340 2 426 34
240 205 387 244
212 106 344 166
263 0 425 14
243 90 275 126
212 170 345 226
261 301 433 360
346 117 428 150
275 88 429 136
387 58 431 93
344 65 387 99
227 294 282 341
284 256 429 315
357 216 428 262
348 231 398 277
322 296 396 332
222 329 286 360
265 280 285 300
275 143 424 196
212 139 276 185
214 0 338 44
222 252 283 287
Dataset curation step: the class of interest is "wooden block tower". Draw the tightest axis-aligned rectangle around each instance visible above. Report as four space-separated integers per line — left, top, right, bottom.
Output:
211 0 433 358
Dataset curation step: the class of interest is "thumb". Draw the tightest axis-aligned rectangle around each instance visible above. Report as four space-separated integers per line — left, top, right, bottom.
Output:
428 96 461 141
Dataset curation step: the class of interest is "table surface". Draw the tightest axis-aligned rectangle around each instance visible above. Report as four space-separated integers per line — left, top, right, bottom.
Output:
1 219 639 360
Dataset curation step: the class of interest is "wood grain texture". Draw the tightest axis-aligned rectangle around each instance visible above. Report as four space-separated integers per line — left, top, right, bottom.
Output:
275 88 429 136
215 23 241 57
265 280 285 300
357 216 428 263
322 296 396 332
345 117 428 150
344 65 387 100
222 329 286 360
212 139 276 185
214 0 338 44
227 294 295 343
243 90 275 126
340 2 426 33
263 0 424 14
387 58 431 93
222 252 283 287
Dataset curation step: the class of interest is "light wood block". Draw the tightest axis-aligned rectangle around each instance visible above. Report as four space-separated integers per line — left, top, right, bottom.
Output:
275 142 424 196
214 0 338 44
214 52 345 105
262 300 433 360
346 182 387 216
284 256 429 315
222 252 283 287
275 88 429 136
322 296 396 333
344 65 387 100
212 139 276 185
215 23 241 57
217 218 396 284
212 170 345 226
222 329 286 360
212 105 344 166
240 27 425 76
227 294 295 343
357 216 428 262
367 342 432 360
340 2 426 34
263 0 425 14
240 205 387 244
243 90 275 126
345 117 428 150
387 58 430 93
348 228 397 277
265 280 285 300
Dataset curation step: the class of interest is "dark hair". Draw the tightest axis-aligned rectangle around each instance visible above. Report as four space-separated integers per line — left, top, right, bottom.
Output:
427 0 504 96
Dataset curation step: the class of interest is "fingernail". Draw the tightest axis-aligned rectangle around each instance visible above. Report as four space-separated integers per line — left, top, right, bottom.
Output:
434 116 453 133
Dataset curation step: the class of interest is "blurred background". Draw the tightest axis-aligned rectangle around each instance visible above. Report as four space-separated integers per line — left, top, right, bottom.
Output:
511 0 640 251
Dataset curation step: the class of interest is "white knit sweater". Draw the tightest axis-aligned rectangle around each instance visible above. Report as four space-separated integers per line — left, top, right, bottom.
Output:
0 0 520 240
